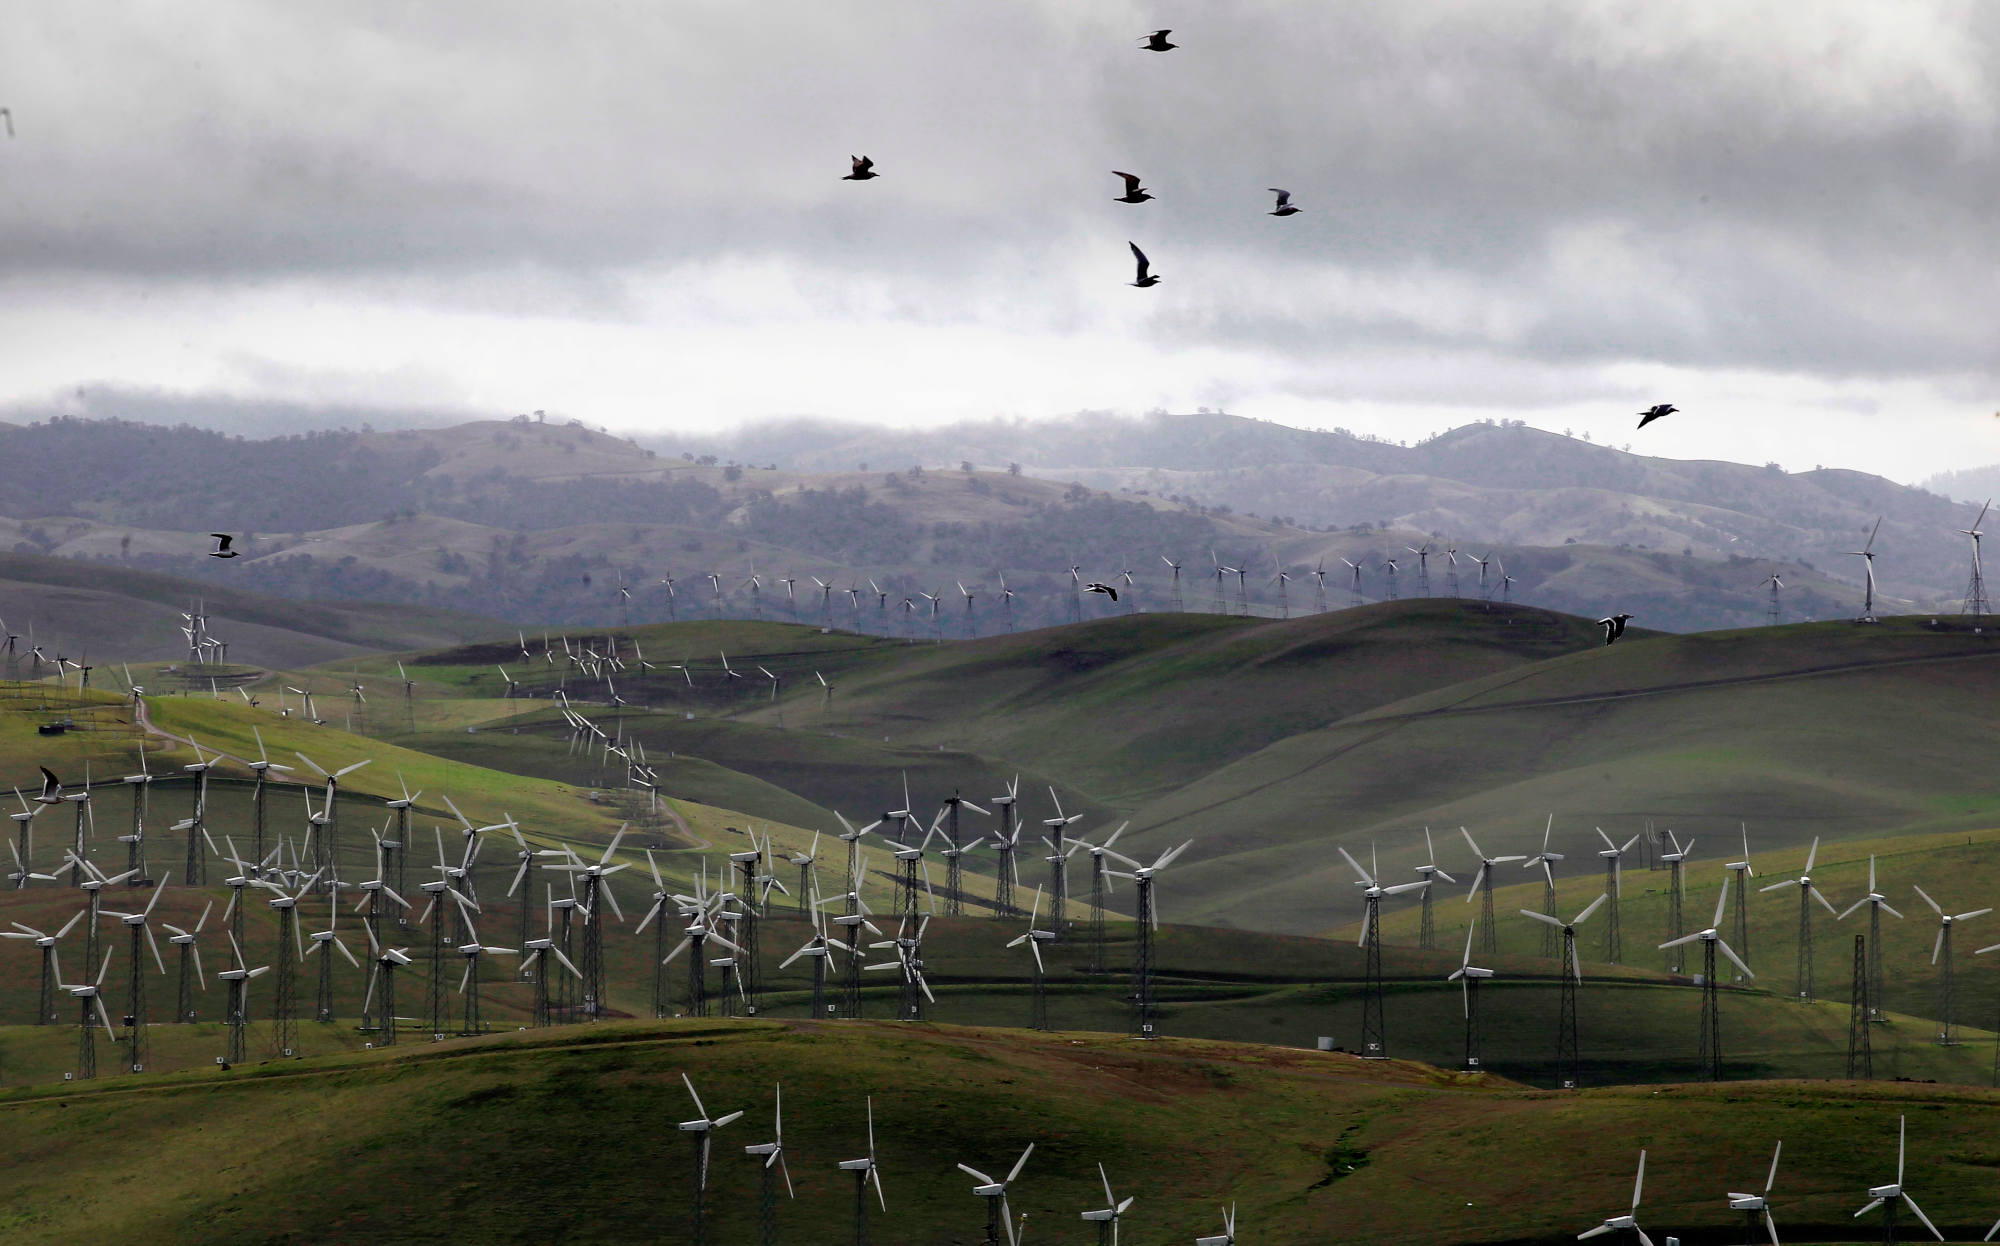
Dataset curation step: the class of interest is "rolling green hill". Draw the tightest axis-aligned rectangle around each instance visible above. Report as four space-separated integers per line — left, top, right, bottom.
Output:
1115 616 2000 932
3 1016 2000 1245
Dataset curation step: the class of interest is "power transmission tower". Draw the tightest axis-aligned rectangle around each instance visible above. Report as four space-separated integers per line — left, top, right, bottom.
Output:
1847 935 1872 1081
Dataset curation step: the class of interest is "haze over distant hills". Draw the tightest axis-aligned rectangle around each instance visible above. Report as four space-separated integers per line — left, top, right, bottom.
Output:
0 410 1984 649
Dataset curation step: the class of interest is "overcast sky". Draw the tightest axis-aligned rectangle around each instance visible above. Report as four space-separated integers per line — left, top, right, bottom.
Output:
1 2 1995 481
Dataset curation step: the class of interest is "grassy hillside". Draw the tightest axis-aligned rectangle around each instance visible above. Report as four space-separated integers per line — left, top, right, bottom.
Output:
0 550 502 669
3 1017 2000 1245
1119 616 2000 931
396 603 1607 814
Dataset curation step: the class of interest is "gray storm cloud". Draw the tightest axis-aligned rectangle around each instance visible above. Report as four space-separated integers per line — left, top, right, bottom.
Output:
0 1 1993 449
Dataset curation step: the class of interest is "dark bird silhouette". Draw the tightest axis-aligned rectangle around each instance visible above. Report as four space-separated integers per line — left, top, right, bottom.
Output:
1084 582 1120 601
38 766 60 802
842 155 878 181
0 109 13 139
1598 613 1633 645
1636 403 1677 429
1267 188 1300 217
1140 29 1177 51
1128 242 1160 288
207 533 239 559
1112 171 1153 204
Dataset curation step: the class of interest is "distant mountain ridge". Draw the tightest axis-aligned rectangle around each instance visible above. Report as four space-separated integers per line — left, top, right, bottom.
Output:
0 411 1973 633
666 411 1978 603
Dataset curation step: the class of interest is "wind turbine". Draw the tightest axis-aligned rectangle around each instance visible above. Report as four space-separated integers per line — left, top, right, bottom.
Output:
1340 845 1426 1058
1523 815 1565 958
959 1144 1034 1246
246 729 293 872
1080 1164 1134 1246
1443 545 1462 597
1342 557 1364 607
1522 893 1607 1088
1196 1205 1239 1246
988 779 1022 918
743 1083 795 1245
1463 827 1527 955
59 946 118 1080
162 900 213 1023
1407 542 1434 596
1912 883 1988 1045
294 751 372 882
176 736 221 886
1007 886 1058 1030
1105 839 1194 1038
836 1098 888 1246
1848 518 1883 623
1310 559 1329 612
1724 824 1755 975
1448 916 1495 1070
102 875 172 1072
1760 837 1837 1001
1595 828 1642 964
1838 855 1902 1020
5 910 84 1026
1853 1116 1943 1244
1040 789 1085 931
1762 571 1784 624
1961 498 1990 617
1078 822 1127 973
1412 827 1458 950
1660 831 1695 974
1160 555 1184 612
1727 1142 1784 1246
1659 875 1754 1081
1577 1151 1652 1246
679 1073 743 1245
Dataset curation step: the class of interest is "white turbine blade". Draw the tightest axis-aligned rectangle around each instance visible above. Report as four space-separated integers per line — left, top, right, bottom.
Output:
1632 1150 1645 1210
1855 1199 1885 1220
1811 887 1838 916
1932 927 1946 965
1913 884 1942 915
1803 837 1818 873
1573 893 1608 925
1712 878 1731 930
1717 940 1755 980
1658 933 1706 950
1520 909 1565 928
1903 1195 1943 1242
1765 1140 1782 1194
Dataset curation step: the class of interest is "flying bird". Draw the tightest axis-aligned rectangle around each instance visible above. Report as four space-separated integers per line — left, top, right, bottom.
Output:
842 155 878 181
1140 29 1177 51
0 109 13 139
208 533 239 559
1267 188 1300 217
1112 171 1153 204
1636 403 1677 429
1127 242 1160 288
1084 582 1120 601
1598 614 1633 645
38 766 60 802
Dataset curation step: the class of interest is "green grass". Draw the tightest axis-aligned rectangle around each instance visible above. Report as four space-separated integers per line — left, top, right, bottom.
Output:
1112 616 2000 932
3 1016 2000 1244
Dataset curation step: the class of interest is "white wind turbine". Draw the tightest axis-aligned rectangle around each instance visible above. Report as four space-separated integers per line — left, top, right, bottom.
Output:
1854 1116 1943 1243
1577 1151 1652 1246
1195 1204 1239 1246
1837 855 1902 1019
1411 827 1458 951
958 1142 1034 1246
1848 517 1883 623
1913 883 1988 1045
1522 815 1565 957
1463 827 1526 954
1759 837 1837 1001
1080 1164 1134 1245
679 1072 743 1240
743 1083 796 1231
1727 1141 1783 1246
836 1097 888 1245
1448 915 1495 1070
